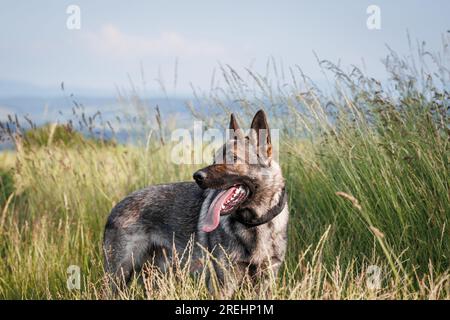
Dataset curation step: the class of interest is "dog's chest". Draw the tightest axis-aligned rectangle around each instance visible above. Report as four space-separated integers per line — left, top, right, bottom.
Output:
243 206 289 265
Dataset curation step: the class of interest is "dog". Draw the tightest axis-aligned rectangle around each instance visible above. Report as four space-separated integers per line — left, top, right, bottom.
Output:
103 110 289 297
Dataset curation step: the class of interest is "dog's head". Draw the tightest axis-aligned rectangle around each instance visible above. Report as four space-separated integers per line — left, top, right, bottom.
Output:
193 109 283 232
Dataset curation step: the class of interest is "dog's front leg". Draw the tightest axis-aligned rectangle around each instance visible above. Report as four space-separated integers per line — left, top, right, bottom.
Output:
251 258 282 299
206 258 246 299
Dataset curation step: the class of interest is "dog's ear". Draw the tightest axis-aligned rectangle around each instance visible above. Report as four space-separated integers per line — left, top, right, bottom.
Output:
249 109 272 158
229 113 244 140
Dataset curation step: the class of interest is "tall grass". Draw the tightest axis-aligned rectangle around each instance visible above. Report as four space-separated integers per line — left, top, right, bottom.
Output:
0 36 448 299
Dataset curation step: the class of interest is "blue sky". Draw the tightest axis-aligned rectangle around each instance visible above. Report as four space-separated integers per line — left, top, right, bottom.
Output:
0 0 449 96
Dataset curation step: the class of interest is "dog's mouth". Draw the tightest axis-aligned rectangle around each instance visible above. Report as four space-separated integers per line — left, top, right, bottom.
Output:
202 184 250 233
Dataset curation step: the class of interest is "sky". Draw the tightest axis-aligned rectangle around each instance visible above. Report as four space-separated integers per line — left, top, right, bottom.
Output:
0 0 449 97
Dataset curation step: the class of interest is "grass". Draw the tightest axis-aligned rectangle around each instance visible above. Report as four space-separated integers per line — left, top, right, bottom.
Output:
0 36 449 299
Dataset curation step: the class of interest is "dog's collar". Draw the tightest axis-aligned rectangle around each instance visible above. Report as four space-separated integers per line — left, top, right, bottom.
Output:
231 187 287 228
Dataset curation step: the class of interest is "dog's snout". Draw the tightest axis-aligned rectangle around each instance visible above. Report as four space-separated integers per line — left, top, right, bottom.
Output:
193 170 207 184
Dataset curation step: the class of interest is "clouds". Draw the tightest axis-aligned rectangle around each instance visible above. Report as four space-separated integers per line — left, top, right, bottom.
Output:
82 24 226 60
3 1 447 96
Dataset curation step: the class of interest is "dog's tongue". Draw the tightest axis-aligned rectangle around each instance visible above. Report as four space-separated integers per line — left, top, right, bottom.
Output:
202 187 237 233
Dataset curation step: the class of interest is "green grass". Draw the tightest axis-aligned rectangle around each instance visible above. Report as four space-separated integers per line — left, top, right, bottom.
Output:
0 37 448 299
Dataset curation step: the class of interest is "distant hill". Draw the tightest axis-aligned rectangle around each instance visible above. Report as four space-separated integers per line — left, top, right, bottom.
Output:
0 93 196 150
0 79 60 97
0 79 195 127
0 95 193 124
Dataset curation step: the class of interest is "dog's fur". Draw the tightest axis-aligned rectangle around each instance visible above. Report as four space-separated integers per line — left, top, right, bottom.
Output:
103 110 288 297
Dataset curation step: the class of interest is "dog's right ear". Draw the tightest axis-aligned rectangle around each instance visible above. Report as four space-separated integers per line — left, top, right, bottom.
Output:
249 109 272 159
229 113 244 140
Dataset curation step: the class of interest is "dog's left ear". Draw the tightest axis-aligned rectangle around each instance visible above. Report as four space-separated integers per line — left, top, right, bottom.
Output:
229 113 244 140
249 109 272 158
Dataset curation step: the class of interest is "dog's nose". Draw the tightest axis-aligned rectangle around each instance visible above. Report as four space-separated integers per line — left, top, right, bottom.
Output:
193 170 207 184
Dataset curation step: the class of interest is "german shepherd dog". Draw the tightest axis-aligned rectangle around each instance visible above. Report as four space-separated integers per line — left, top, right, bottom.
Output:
103 110 288 297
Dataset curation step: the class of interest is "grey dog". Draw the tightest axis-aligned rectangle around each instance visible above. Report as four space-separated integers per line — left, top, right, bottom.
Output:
103 110 288 297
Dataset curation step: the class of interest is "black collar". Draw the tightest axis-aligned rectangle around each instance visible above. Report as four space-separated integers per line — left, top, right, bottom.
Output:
231 187 287 228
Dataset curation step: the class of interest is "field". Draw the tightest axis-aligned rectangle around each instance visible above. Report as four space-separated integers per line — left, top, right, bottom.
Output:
0 40 449 299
